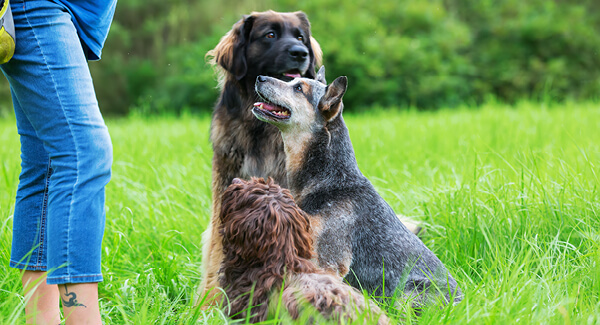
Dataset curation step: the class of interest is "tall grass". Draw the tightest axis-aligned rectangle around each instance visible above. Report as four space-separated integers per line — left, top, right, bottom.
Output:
1 102 599 324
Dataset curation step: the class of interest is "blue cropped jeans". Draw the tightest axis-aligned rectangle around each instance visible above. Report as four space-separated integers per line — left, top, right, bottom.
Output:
1 0 112 285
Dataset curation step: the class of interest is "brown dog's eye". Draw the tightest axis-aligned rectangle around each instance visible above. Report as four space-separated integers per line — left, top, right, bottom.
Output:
297 35 304 42
294 85 303 92
266 32 275 39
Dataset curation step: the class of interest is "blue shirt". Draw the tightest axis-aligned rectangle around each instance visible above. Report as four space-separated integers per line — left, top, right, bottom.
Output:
51 0 117 60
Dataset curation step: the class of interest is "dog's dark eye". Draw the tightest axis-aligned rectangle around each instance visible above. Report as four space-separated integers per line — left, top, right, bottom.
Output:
297 35 304 42
294 85 303 92
265 32 275 39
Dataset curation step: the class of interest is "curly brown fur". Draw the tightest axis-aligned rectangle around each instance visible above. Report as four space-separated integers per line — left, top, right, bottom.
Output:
219 177 389 324
197 11 323 304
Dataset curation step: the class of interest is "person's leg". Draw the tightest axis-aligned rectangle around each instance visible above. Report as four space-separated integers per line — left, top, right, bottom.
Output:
58 283 101 325
4 79 60 324
22 271 60 325
1 0 112 323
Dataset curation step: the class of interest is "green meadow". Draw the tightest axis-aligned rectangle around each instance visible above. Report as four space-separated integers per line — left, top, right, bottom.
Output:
1 102 599 324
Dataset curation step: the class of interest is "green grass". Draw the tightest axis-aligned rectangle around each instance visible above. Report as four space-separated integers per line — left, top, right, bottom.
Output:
1 101 599 324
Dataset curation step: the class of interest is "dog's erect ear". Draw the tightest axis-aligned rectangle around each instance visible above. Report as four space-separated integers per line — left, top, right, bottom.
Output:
316 66 326 84
207 15 254 80
318 76 347 122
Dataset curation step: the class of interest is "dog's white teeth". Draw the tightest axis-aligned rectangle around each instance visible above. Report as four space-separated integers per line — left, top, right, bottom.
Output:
273 110 289 116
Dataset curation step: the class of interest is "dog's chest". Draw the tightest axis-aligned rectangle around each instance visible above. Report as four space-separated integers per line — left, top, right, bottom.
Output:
212 108 288 183
240 149 285 182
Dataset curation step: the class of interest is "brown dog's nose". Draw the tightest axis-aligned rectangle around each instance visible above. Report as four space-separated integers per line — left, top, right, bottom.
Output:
257 75 267 83
289 45 308 61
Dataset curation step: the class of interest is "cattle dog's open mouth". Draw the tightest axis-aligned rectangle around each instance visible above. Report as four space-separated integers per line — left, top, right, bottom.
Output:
252 101 291 122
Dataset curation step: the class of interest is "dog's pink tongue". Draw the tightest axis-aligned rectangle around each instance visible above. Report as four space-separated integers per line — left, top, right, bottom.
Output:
254 102 277 111
284 72 301 79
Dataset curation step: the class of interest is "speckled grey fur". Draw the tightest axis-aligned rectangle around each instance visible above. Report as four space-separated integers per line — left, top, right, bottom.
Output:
253 67 462 307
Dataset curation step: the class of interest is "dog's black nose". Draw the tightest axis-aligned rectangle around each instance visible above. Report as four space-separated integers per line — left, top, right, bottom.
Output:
257 75 267 83
289 45 308 61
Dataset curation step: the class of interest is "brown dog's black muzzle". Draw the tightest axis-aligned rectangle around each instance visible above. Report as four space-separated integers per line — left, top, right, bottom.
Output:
289 45 309 62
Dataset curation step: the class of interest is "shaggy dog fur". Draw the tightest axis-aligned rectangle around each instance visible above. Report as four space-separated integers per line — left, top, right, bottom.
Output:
197 10 323 303
219 177 390 324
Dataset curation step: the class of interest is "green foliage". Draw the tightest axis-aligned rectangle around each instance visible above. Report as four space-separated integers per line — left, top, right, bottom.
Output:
88 0 277 115
1 0 599 114
272 0 600 110
284 0 475 110
444 0 600 104
1 103 600 323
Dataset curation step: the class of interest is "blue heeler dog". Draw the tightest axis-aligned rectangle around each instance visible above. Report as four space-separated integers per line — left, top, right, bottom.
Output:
251 66 462 308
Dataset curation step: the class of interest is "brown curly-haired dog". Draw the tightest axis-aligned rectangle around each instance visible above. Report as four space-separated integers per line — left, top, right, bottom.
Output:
219 177 390 324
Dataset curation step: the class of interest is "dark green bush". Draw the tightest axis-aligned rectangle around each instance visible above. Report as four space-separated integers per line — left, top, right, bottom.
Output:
275 0 600 110
287 0 476 110
446 0 600 104
1 0 599 115
88 0 253 115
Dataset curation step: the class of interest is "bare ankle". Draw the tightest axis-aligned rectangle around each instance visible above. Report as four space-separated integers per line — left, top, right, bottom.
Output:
59 283 102 325
21 271 60 325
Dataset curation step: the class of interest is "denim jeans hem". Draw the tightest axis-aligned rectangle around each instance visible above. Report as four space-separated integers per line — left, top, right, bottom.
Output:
46 274 103 285
10 259 47 271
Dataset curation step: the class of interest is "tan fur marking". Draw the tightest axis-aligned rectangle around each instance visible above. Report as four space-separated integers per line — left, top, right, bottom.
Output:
283 132 312 180
310 201 355 278
196 178 226 306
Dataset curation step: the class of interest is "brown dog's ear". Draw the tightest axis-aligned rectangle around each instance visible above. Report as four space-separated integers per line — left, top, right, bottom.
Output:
307 36 323 78
318 76 347 122
207 15 254 80
311 37 323 67
294 11 322 79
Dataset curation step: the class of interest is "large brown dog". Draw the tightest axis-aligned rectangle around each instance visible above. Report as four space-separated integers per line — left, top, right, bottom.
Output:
197 10 323 304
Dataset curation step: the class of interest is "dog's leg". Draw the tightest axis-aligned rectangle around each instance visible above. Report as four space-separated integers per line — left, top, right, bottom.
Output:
313 215 354 278
196 217 225 305
196 195 224 307
196 155 234 307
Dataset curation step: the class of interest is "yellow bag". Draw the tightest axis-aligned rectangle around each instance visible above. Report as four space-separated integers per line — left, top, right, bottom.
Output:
1 0 15 64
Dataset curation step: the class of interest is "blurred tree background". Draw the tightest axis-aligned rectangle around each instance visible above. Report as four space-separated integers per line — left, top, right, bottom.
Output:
0 0 599 116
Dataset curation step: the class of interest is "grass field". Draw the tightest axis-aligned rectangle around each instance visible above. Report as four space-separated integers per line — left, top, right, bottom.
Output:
1 102 599 324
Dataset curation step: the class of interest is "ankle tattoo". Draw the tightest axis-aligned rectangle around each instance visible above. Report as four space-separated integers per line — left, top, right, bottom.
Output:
61 284 87 308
